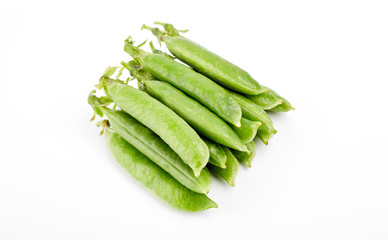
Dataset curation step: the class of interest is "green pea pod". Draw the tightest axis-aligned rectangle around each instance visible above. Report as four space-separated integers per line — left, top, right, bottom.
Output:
227 90 277 145
124 38 242 127
142 23 266 95
230 118 261 144
96 105 212 194
202 138 227 169
231 141 256 168
124 62 248 152
208 147 239 187
105 130 217 212
102 80 209 177
247 87 294 112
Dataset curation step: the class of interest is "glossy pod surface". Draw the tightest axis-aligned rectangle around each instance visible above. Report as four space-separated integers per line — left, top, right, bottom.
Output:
105 83 209 177
209 147 239 187
231 117 261 144
105 131 217 212
231 141 256 168
164 36 265 95
202 138 227 168
228 90 277 145
247 87 294 112
142 54 242 127
142 80 247 152
102 107 211 193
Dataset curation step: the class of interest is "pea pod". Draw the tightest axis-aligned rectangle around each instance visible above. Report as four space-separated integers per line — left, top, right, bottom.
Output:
208 147 239 187
123 61 248 152
105 130 217 212
230 118 261 144
202 138 227 169
142 23 266 95
88 92 212 194
124 38 242 127
101 79 209 177
228 90 277 145
231 141 256 168
247 87 294 112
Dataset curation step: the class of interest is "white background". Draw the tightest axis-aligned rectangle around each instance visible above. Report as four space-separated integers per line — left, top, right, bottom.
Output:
1 0 388 239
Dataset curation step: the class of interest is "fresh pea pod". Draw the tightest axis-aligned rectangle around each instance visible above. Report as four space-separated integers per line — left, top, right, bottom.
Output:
105 130 217 212
230 118 261 144
227 90 277 145
202 138 227 169
123 61 248 152
231 141 256 168
101 79 209 177
88 92 212 194
106 108 212 193
247 87 294 112
142 23 266 95
208 147 239 187
124 38 242 127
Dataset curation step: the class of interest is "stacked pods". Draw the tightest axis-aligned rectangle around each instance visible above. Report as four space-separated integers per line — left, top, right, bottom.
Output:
88 23 293 212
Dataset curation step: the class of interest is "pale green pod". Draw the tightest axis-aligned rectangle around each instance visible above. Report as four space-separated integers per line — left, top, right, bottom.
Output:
105 130 217 212
227 90 277 145
230 117 261 144
123 61 248 152
103 81 209 177
208 147 239 187
231 141 256 168
101 107 212 194
247 87 294 112
202 138 227 168
143 23 267 95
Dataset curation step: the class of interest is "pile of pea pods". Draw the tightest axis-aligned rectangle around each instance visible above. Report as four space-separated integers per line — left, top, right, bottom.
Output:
88 22 294 212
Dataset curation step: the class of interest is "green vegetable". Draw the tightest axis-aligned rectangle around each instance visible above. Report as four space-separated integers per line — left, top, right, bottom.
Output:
202 138 227 169
123 61 248 152
101 78 209 177
247 87 294 112
89 92 212 193
227 90 277 145
231 117 261 144
142 23 266 95
231 141 256 168
209 147 239 187
105 130 217 212
124 38 242 127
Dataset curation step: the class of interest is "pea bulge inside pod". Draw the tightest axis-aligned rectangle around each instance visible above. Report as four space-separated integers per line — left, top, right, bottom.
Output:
104 81 209 177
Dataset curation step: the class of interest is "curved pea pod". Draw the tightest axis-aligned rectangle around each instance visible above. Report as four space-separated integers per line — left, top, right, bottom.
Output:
247 87 294 112
208 147 239 187
230 118 261 144
231 141 256 168
202 138 227 169
105 131 217 212
124 39 242 127
142 23 266 95
228 90 277 145
124 63 248 152
99 106 212 194
102 80 209 177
